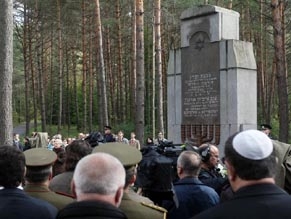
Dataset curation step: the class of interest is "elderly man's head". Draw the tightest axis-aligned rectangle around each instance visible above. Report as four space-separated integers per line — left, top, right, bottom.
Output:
199 144 220 170
72 152 125 207
177 151 201 179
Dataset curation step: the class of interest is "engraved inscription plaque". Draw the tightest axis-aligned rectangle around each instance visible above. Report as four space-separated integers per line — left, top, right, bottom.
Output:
181 32 220 124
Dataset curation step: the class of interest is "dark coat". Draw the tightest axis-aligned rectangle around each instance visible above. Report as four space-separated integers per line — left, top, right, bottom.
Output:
163 177 219 219
193 183 291 219
24 184 74 210
53 147 66 176
0 188 57 219
104 133 116 143
57 200 127 219
198 168 228 194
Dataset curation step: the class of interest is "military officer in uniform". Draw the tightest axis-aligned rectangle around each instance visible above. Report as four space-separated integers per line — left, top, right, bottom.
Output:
93 143 167 219
24 148 74 210
260 124 275 139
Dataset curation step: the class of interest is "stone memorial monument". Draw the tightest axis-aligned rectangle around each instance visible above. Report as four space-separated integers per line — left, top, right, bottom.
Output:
167 5 257 151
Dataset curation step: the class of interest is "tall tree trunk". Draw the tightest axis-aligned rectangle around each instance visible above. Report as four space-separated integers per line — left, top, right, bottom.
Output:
29 39 37 130
95 0 108 127
49 26 54 127
131 0 137 121
105 26 113 124
116 0 124 122
268 57 276 122
23 2 30 136
0 0 13 145
82 0 87 132
57 0 63 133
135 0 145 144
272 0 288 142
66 46 71 135
281 2 288 87
72 50 80 130
38 37 46 132
154 0 164 134
152 6 156 138
28 13 37 131
89 23 94 133
257 0 266 119
228 0 233 9
263 0 271 122
35 7 46 133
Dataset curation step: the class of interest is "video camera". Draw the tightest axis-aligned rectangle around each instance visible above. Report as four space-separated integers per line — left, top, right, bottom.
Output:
156 140 184 157
85 131 104 147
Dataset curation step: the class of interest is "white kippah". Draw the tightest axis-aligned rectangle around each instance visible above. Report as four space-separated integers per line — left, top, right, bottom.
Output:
232 129 273 160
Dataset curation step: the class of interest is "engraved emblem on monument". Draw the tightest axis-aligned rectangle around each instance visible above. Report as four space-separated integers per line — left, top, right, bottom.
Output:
191 32 210 51
181 32 220 125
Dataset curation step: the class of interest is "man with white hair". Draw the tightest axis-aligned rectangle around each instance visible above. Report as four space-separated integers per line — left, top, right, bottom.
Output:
193 130 291 219
57 153 127 219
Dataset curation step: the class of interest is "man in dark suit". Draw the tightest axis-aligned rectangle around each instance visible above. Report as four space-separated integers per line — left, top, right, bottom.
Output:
0 145 57 219
103 125 116 143
193 130 291 219
13 133 23 151
164 151 219 219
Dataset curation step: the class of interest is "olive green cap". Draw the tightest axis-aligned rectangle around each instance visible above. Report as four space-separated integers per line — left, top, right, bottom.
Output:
92 143 142 167
24 148 57 167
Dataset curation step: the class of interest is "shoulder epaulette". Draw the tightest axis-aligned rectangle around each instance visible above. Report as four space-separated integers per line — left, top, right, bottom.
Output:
141 202 168 214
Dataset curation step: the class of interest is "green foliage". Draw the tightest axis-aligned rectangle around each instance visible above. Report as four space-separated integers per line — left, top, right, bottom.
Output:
112 121 135 139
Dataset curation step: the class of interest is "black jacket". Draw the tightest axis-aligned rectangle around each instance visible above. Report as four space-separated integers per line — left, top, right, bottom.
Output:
163 177 219 219
198 168 228 194
0 188 57 219
57 200 127 219
193 183 291 219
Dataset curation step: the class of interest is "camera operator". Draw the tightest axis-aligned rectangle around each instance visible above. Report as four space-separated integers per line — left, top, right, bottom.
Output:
154 131 168 145
198 143 229 195
135 141 175 206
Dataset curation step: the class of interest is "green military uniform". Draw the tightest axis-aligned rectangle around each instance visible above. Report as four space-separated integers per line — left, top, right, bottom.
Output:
272 140 291 193
120 193 166 219
127 187 153 204
23 148 74 210
93 143 167 219
24 184 73 210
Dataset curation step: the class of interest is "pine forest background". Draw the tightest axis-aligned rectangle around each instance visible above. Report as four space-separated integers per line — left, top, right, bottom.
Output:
11 0 291 143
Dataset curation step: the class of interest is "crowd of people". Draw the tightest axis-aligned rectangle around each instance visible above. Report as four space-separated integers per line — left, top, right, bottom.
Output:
2 124 291 218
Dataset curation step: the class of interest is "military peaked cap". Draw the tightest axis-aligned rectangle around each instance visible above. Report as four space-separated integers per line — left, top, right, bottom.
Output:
24 148 57 167
92 142 142 167
260 124 272 130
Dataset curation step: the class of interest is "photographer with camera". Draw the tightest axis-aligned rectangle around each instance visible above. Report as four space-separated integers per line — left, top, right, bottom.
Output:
154 131 168 145
135 138 175 206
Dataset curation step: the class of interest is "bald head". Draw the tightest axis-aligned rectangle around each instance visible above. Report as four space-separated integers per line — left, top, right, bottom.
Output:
73 153 125 205
177 151 201 178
